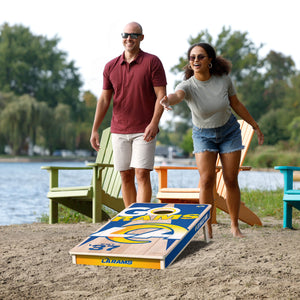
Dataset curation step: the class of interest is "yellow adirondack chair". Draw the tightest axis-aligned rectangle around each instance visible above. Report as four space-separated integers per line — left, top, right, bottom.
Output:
154 120 262 226
42 127 124 224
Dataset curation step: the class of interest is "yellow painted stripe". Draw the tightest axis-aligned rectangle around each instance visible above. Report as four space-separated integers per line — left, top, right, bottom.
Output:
74 255 162 269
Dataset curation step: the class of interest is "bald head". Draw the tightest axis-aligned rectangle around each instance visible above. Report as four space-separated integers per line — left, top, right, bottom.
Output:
123 22 143 35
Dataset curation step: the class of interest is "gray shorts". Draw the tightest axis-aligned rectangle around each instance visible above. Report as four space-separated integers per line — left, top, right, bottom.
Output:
111 133 156 171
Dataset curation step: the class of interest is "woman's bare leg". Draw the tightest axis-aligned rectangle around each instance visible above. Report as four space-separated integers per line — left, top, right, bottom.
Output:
195 151 218 238
220 150 245 237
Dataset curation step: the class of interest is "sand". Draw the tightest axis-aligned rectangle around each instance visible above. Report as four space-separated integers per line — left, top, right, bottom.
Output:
1 216 299 300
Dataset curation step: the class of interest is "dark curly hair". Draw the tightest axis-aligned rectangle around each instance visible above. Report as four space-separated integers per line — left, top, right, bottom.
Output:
184 43 232 80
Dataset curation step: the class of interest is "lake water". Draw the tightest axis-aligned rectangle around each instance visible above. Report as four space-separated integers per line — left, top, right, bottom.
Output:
0 161 299 226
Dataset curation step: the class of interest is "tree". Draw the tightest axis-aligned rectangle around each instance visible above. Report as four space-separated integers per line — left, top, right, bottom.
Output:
214 27 263 83
237 71 266 120
180 128 193 155
282 73 300 115
258 108 290 145
260 51 297 113
51 104 76 151
0 23 82 117
288 116 300 150
0 94 47 154
263 51 296 83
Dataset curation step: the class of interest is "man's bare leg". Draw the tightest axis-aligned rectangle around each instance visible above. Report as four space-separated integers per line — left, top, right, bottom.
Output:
120 169 136 207
135 168 152 203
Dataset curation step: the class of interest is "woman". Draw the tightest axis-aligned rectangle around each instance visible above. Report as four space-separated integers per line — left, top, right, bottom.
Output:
160 43 264 238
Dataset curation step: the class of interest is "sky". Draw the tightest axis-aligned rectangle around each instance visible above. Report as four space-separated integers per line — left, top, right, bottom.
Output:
1 0 300 99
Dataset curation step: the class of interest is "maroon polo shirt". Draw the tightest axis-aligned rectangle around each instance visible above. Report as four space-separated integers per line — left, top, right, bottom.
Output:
103 50 167 134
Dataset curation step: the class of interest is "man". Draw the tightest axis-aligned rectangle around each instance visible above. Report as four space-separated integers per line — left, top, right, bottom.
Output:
90 22 167 207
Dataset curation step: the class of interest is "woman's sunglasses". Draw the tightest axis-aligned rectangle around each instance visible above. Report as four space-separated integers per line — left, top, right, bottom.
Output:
189 55 207 61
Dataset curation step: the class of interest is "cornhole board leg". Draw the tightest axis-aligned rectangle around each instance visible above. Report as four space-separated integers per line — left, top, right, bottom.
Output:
203 223 210 243
70 203 211 269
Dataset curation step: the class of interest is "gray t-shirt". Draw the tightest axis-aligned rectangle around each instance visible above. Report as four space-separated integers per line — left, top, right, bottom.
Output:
175 75 236 128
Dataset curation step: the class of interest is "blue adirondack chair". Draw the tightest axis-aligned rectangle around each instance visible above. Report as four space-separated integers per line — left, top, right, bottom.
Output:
42 128 124 224
275 166 300 228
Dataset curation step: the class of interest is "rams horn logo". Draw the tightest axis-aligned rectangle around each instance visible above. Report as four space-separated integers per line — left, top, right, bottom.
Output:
90 223 188 244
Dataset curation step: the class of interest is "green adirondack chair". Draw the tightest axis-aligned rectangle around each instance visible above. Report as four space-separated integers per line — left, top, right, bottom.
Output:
41 127 124 224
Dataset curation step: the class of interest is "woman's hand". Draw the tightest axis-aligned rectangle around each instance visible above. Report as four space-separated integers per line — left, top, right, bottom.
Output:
160 96 172 111
255 127 264 145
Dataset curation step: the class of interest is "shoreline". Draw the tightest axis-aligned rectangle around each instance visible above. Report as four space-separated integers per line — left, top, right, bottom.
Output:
0 155 274 169
2 155 299 180
0 156 95 163
0 156 284 172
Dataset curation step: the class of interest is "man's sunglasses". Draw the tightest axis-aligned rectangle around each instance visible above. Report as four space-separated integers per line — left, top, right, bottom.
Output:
121 33 142 39
189 55 207 61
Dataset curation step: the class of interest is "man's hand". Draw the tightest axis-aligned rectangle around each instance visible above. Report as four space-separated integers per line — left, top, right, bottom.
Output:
90 131 100 151
143 124 158 142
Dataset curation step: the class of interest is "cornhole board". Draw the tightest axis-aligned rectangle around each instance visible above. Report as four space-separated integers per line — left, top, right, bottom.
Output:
69 203 211 269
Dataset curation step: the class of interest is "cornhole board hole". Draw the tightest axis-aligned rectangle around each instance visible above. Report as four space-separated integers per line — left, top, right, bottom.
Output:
70 203 211 269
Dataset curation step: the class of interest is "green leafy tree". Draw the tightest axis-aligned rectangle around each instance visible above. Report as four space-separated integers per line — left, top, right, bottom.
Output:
288 116 300 150
282 73 300 115
0 92 16 153
75 91 113 150
263 50 296 83
256 72 300 148
258 108 290 145
214 27 263 83
261 51 296 114
0 23 82 117
180 128 193 155
237 72 266 120
0 94 47 154
51 104 76 151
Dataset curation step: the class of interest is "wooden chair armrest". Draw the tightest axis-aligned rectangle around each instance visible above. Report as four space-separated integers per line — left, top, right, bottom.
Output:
41 166 92 170
154 165 251 171
154 164 252 190
239 166 252 171
86 163 114 168
41 166 93 189
154 165 222 171
154 165 197 190
275 166 300 172
154 165 225 190
274 166 300 191
154 165 197 171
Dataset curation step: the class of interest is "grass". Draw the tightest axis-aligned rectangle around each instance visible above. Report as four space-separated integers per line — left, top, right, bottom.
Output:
38 188 300 227
240 188 286 219
38 206 92 224
226 188 299 229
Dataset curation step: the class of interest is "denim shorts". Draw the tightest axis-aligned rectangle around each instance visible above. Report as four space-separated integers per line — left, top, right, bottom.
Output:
192 114 244 154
